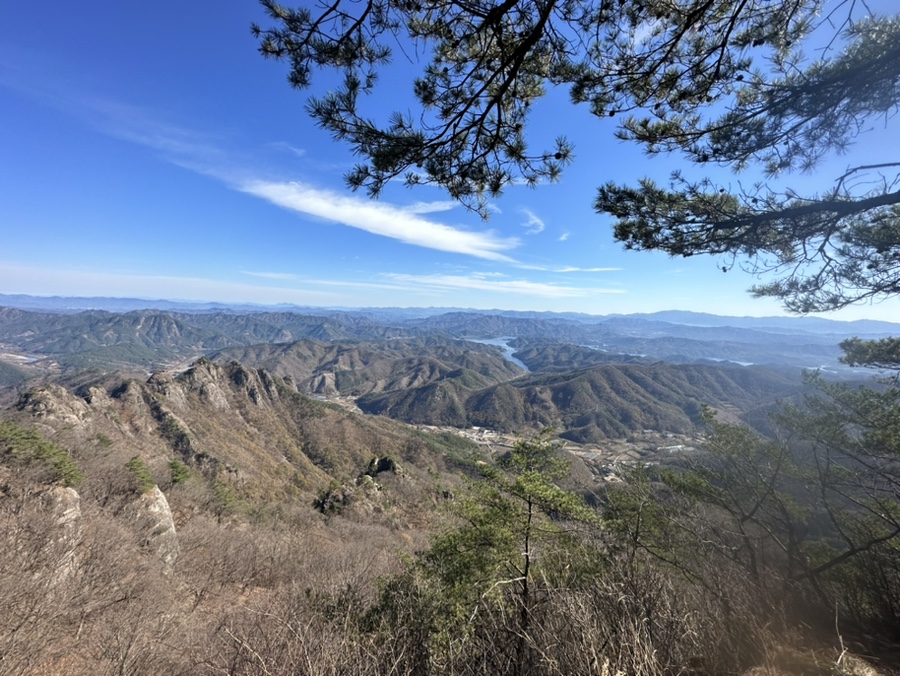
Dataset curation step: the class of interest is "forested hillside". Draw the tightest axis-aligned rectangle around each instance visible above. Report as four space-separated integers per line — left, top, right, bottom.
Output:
360 362 802 441
2 301 899 674
2 354 897 674
2 304 892 375
211 337 522 396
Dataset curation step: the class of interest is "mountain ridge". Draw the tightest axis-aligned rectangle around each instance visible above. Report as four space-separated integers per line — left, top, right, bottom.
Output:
358 361 803 442
4 294 899 334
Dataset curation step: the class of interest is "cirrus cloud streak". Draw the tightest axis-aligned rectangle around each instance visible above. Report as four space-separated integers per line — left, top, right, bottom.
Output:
382 273 625 298
241 180 519 261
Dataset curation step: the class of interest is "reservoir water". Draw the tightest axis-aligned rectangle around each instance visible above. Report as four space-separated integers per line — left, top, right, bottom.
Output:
467 337 529 372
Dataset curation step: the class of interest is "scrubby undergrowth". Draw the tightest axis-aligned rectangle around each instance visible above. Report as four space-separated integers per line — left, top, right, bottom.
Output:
1 360 898 675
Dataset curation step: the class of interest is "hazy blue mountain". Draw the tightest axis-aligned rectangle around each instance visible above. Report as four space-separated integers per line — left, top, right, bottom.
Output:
2 297 897 376
613 310 900 336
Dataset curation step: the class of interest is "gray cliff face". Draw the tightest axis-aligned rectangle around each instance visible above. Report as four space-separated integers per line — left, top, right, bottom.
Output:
7 383 180 575
148 358 283 413
45 485 82 583
132 485 178 571
17 385 93 433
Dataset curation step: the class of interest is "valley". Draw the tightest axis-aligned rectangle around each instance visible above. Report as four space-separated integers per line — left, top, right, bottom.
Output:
2 296 899 675
0 299 829 490
403 420 700 485
1 298 885 448
0 308 828 444
2 297 884 499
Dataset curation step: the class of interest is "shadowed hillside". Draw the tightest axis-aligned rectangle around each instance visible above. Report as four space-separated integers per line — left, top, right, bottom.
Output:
360 362 803 442
211 337 523 396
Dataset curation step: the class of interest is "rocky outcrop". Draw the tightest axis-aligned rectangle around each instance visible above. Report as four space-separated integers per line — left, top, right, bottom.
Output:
16 385 92 426
148 359 285 412
44 485 82 582
132 485 178 571
310 372 337 395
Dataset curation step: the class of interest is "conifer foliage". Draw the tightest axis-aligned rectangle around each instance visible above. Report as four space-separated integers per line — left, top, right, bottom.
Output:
255 0 900 312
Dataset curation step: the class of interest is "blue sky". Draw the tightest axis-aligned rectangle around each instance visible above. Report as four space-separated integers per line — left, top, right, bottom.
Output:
2 0 898 320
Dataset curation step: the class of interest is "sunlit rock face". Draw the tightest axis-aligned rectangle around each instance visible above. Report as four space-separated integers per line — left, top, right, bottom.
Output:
46 485 82 583
132 485 178 572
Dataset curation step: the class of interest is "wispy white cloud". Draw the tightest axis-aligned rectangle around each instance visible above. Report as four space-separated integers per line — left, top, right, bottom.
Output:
520 208 545 235
559 232 570 242
84 98 234 176
269 141 306 157
516 263 622 273
241 270 419 292
0 51 217 159
556 266 622 273
241 271 301 281
632 18 662 46
382 273 624 298
241 180 519 261
403 200 460 215
3 65 521 263
1 64 238 179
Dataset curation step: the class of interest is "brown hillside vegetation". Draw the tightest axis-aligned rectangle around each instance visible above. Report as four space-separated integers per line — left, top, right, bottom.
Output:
361 362 803 441
1 355 897 675
8 357 476 503
0 358 482 673
211 337 523 396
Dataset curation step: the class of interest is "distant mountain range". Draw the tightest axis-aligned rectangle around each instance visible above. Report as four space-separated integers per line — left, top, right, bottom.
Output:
1 299 895 374
3 293 900 335
1 294 895 441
